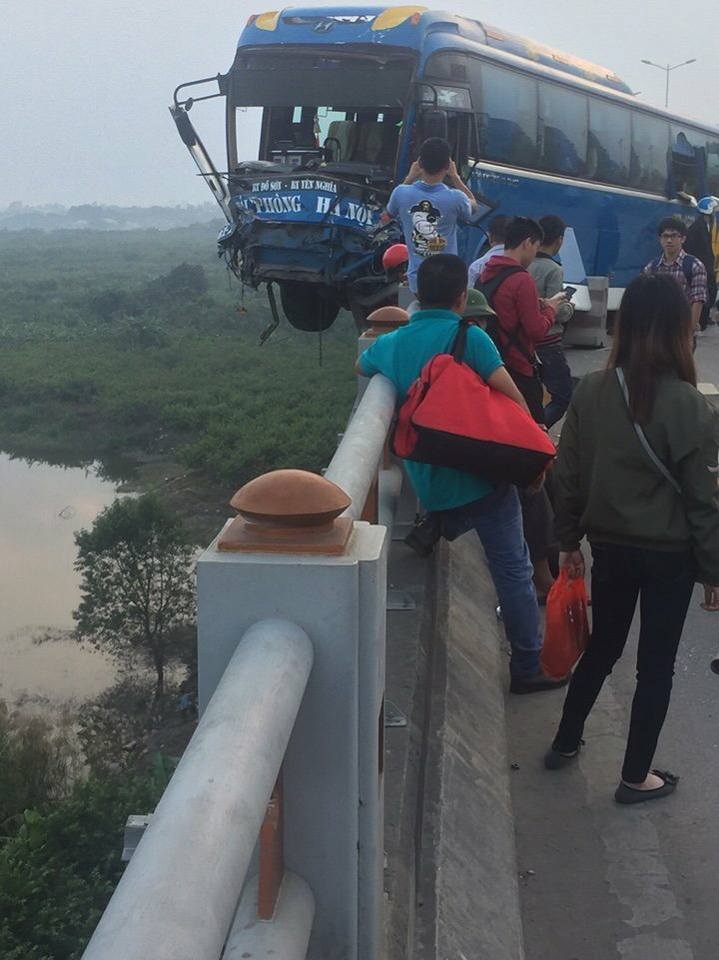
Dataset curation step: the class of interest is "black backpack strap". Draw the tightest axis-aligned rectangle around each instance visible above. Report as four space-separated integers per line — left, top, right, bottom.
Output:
682 254 697 285
451 318 469 362
474 264 525 302
475 265 534 365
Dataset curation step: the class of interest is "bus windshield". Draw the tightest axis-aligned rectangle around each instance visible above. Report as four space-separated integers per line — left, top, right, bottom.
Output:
228 50 413 169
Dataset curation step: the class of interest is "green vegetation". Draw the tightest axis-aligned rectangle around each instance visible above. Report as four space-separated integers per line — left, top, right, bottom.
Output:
0 225 362 957
0 688 179 959
74 494 196 707
0 705 81 833
0 705 171 960
0 227 357 487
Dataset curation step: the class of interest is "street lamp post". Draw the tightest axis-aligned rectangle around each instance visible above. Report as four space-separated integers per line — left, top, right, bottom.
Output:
640 58 697 109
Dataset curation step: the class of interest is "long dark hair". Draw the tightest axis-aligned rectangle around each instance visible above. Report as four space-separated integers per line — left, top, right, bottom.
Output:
608 273 696 424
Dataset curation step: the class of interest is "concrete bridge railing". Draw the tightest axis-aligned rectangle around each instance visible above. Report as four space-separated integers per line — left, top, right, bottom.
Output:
81 620 314 960
81 359 400 959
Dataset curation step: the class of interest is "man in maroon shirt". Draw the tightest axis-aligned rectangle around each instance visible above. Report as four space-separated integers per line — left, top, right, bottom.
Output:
477 216 568 600
478 216 568 423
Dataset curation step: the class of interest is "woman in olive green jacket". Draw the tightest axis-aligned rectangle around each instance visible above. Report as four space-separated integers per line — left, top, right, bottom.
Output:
546 273 719 804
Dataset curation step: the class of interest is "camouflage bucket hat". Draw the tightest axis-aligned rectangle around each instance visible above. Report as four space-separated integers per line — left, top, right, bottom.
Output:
462 287 496 319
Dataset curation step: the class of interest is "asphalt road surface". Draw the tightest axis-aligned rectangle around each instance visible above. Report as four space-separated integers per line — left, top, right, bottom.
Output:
506 327 719 960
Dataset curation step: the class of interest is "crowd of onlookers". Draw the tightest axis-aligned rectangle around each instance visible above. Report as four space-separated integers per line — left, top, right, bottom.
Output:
360 136 719 804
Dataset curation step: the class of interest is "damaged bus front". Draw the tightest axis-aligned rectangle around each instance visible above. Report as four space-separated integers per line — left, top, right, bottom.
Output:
171 16 423 331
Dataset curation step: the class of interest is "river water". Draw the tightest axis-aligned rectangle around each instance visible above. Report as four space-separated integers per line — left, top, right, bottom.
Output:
0 452 120 713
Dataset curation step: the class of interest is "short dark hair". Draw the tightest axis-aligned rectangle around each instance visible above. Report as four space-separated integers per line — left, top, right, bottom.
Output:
657 216 687 237
417 254 468 308
504 216 544 250
488 214 511 244
539 215 566 245
418 137 451 175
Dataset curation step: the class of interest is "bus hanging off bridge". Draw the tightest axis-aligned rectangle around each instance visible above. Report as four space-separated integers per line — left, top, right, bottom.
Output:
171 6 719 332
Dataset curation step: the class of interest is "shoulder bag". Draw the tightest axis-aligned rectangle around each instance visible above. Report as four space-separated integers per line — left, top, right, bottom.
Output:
615 368 681 493
390 320 556 487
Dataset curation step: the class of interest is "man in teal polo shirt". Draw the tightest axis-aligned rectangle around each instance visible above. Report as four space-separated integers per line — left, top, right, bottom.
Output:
357 254 567 692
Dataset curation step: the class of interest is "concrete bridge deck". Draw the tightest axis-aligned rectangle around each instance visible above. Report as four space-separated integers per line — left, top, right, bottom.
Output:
385 327 719 959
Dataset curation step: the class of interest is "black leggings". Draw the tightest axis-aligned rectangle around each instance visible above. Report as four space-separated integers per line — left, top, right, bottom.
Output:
553 542 695 783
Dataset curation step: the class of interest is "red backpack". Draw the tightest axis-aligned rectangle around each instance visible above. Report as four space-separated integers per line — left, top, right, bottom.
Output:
390 320 555 486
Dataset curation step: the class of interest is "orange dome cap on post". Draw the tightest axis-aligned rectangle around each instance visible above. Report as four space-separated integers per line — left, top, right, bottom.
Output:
219 469 353 554
366 305 409 337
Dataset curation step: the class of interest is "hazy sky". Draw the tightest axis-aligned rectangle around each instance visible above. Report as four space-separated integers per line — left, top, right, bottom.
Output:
3 0 718 207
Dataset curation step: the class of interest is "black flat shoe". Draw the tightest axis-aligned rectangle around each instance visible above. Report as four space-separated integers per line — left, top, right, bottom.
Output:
614 769 679 805
509 670 570 694
544 739 584 770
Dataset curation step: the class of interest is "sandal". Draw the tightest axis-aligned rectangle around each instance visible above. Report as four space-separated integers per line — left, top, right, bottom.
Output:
544 739 584 770
614 769 679 805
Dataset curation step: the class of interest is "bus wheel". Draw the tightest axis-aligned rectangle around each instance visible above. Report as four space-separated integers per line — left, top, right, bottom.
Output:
279 281 340 332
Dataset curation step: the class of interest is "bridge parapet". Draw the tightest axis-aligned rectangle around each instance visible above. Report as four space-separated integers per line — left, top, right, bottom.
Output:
81 371 398 960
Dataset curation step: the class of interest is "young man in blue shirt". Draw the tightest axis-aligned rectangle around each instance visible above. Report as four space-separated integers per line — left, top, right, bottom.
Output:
385 138 475 294
357 254 568 693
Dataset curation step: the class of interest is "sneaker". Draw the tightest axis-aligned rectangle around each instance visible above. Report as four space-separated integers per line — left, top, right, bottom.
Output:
404 513 441 558
509 670 570 695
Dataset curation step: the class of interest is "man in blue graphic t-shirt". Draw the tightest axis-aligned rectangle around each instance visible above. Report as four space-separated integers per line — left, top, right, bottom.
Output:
385 137 476 292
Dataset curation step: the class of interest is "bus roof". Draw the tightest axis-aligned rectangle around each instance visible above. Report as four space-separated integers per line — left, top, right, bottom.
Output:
239 6 633 95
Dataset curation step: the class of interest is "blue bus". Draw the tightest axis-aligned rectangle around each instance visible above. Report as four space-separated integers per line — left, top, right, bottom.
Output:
172 6 719 330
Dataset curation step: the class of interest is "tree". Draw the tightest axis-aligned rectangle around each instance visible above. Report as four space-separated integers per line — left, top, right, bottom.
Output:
0 765 170 960
0 702 80 832
74 494 195 710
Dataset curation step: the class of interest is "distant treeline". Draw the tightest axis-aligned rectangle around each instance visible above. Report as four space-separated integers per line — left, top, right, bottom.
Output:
0 202 223 232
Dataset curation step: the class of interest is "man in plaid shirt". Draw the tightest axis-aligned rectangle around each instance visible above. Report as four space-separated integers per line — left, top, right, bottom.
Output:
644 216 707 332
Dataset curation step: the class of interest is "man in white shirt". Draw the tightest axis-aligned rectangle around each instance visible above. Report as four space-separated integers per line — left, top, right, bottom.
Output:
468 214 510 288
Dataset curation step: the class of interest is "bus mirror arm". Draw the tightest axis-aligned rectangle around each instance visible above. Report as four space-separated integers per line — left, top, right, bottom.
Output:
172 74 226 110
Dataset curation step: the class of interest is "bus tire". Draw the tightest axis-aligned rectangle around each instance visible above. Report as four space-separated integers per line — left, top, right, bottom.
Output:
279 281 340 332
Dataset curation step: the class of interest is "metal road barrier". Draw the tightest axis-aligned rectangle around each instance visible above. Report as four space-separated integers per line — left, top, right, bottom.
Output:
325 372 397 520
81 619 314 960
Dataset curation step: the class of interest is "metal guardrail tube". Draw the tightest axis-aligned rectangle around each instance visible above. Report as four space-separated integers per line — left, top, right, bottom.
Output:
325 374 396 520
81 619 314 960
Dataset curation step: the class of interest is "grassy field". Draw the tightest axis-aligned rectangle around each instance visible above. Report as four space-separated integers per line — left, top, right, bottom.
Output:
0 227 358 519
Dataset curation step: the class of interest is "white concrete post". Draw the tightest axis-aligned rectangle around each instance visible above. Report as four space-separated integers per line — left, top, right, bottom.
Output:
197 510 387 960
81 619 313 960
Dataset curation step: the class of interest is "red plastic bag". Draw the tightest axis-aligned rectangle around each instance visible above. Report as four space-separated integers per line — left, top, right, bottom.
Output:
541 569 590 679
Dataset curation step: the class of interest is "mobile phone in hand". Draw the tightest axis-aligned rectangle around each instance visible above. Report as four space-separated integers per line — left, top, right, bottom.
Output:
563 286 577 300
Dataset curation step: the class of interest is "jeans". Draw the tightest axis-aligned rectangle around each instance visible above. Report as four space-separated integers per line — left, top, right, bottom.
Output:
553 542 695 782
508 366 555 565
537 341 573 428
509 368 545 425
439 485 542 679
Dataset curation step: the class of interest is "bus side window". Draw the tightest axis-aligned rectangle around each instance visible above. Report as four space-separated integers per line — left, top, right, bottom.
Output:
629 114 669 193
479 63 538 169
588 100 630 186
538 82 587 177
